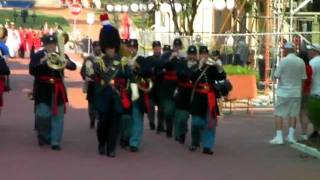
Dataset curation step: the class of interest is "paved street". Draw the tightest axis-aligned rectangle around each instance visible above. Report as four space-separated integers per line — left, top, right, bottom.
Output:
0 57 319 180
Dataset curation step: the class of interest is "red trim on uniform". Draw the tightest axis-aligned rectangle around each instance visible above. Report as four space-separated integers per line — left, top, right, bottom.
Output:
114 77 131 110
178 82 193 88
195 83 217 128
140 81 151 113
38 76 68 116
164 71 177 81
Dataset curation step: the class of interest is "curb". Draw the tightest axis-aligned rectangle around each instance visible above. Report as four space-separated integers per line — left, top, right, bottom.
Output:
290 142 320 159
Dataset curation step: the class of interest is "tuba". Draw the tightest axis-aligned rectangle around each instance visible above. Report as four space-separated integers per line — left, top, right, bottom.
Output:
46 30 66 70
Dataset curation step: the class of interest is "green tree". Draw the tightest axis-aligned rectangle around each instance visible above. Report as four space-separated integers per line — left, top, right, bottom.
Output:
156 0 203 36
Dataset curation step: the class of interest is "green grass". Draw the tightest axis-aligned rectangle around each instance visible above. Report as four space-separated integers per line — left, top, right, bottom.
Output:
0 9 70 31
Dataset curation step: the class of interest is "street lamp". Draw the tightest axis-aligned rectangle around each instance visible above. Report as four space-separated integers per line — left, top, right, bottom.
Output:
226 0 235 10
114 4 122 13
86 12 95 54
214 0 235 11
130 3 139 12
106 4 114 12
122 5 129 13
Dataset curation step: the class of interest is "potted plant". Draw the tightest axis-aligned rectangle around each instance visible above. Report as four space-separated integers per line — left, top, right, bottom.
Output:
224 65 258 101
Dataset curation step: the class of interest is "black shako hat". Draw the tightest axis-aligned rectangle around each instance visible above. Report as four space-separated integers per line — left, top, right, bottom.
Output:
163 45 171 52
199 46 209 54
152 41 161 48
187 45 197 54
128 39 139 48
42 35 57 45
173 38 183 47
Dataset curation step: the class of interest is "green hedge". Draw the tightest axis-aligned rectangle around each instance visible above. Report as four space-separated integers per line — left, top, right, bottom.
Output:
0 10 70 31
224 65 259 81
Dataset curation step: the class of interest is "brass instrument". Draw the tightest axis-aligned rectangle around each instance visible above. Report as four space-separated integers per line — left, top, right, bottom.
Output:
205 57 216 66
46 30 66 70
137 77 153 93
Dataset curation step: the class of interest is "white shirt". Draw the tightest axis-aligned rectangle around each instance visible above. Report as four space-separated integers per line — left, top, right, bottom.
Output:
274 53 307 97
309 55 320 96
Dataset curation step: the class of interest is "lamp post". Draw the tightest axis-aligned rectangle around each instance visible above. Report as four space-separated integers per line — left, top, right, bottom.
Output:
105 2 155 47
86 12 95 54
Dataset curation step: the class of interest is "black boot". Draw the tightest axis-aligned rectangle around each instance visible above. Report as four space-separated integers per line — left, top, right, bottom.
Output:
130 146 139 152
106 151 116 158
149 122 156 130
51 145 61 151
120 139 129 149
189 145 197 152
98 144 105 155
202 148 214 155
90 121 95 129
179 134 186 144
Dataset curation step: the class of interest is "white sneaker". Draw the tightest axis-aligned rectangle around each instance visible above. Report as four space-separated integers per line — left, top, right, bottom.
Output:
269 137 284 145
285 136 297 144
300 134 308 141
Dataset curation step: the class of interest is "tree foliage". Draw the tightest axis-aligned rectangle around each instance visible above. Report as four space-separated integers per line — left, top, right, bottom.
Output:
156 0 203 36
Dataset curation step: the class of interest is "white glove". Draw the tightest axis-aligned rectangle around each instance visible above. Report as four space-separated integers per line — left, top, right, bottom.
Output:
130 83 139 101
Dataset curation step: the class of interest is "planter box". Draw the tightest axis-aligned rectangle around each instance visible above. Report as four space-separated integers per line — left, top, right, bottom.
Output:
227 75 257 100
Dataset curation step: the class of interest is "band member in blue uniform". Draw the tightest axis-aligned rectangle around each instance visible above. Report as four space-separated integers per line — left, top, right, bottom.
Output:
174 45 198 144
189 45 226 155
159 38 186 138
146 40 163 131
29 34 76 151
81 41 102 129
126 39 153 152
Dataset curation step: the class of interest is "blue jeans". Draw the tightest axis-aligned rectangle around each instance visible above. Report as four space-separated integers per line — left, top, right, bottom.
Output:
191 115 216 150
36 103 64 146
129 101 144 148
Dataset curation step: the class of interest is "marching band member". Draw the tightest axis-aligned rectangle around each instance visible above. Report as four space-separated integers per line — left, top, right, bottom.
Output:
80 41 102 129
158 38 185 138
126 39 153 152
94 13 122 157
189 45 226 155
174 45 198 144
29 34 76 150
146 40 162 131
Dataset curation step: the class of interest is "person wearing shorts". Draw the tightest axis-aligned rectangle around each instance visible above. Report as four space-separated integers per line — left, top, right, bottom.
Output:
270 42 307 145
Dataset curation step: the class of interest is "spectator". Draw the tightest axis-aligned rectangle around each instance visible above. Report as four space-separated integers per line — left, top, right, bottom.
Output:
270 42 307 145
306 44 320 140
298 51 312 141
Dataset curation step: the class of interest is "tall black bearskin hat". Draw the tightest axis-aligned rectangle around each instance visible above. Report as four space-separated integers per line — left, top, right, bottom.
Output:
187 45 197 55
99 13 121 54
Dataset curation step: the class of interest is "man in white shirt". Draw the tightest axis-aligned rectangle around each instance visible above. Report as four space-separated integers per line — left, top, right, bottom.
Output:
306 44 320 140
270 42 307 144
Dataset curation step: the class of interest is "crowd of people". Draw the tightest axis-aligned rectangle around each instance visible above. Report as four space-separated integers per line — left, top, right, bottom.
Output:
270 42 320 145
0 11 319 159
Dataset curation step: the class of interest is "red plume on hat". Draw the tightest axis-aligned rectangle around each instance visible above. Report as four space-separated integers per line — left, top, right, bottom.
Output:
100 13 110 25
